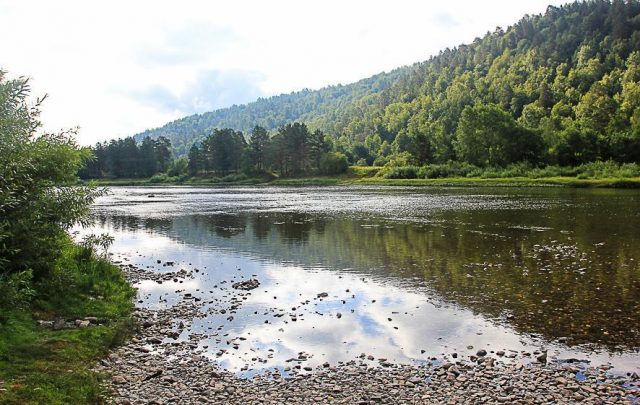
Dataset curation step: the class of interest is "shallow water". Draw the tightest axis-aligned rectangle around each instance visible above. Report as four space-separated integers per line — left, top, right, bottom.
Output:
79 186 640 375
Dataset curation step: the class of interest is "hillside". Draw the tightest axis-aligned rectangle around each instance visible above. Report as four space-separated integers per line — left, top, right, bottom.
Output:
135 0 640 166
133 71 403 156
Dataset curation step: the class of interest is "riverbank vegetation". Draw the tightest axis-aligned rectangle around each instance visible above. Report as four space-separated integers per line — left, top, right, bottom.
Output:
0 71 134 404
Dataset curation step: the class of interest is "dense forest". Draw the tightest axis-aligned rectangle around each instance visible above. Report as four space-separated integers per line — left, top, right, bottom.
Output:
81 123 348 179
80 136 172 179
124 0 640 174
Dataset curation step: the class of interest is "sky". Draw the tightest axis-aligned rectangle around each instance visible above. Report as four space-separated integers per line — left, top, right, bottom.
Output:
0 0 569 145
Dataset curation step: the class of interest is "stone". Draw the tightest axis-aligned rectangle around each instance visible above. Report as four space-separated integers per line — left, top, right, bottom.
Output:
232 279 260 290
37 320 54 328
112 376 127 384
537 351 548 363
53 318 66 330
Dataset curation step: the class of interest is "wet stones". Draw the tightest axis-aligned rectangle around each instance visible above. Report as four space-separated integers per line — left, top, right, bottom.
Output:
95 259 640 405
232 279 260 291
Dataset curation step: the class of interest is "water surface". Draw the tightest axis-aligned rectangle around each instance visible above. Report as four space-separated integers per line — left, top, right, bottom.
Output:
80 186 640 375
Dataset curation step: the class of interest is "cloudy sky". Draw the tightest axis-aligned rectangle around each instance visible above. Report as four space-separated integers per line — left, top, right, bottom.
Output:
1 0 567 145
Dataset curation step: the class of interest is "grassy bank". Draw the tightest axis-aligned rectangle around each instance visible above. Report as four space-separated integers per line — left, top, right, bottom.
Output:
86 167 640 189
349 175 640 188
0 240 135 404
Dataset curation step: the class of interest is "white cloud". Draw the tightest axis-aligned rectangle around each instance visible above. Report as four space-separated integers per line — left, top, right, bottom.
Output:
126 69 266 115
0 0 568 145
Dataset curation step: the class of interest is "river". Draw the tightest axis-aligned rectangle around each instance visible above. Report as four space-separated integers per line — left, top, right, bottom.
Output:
79 186 640 376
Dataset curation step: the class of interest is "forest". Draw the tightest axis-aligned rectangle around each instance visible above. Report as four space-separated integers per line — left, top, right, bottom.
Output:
81 123 349 180
106 0 640 180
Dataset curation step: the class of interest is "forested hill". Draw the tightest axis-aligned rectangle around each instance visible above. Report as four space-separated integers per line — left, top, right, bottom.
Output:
133 71 403 157
135 0 640 165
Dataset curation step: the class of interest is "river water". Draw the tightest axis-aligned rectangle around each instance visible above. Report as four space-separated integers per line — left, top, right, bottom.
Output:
79 186 640 376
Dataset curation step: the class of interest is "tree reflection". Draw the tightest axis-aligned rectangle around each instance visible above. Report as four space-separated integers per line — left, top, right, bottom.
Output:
90 193 640 350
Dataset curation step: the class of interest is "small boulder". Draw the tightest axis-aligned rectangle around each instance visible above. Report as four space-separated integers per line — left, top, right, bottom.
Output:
53 318 66 331
232 279 260 291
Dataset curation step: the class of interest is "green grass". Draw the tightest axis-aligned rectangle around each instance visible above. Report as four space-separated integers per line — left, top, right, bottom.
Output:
83 164 640 189
0 243 135 405
270 177 342 186
350 176 640 188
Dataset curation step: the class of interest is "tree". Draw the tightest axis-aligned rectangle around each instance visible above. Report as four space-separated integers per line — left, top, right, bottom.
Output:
454 103 542 167
555 122 599 166
201 129 246 175
276 123 311 176
308 129 330 172
139 136 157 177
188 144 202 176
0 71 101 279
154 136 172 173
248 126 270 173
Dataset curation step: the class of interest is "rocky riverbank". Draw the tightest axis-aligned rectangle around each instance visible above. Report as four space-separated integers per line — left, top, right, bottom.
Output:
98 263 640 404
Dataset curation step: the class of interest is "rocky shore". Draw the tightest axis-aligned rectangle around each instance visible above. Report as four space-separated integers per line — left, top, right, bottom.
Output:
98 263 640 404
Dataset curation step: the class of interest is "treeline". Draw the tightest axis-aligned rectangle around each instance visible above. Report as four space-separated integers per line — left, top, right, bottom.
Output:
131 0 640 170
82 123 349 179
188 123 347 177
80 136 172 178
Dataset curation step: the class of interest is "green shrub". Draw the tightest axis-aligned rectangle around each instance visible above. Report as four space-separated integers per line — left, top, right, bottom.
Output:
0 71 103 281
383 166 419 179
0 271 35 313
320 152 349 175
167 157 188 177
418 162 481 178
372 156 388 167
149 173 168 183
220 173 248 182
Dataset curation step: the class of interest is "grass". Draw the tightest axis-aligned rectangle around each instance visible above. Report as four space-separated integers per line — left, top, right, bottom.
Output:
349 176 640 188
83 162 640 189
89 174 640 188
0 242 135 405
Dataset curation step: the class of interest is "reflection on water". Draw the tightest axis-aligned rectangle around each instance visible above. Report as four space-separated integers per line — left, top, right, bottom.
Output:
82 186 640 374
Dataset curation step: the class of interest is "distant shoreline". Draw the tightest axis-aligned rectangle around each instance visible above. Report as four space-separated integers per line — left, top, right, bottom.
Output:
84 174 640 189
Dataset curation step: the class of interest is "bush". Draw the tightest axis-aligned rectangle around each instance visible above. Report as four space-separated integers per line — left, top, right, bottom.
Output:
0 271 35 314
167 157 188 177
0 71 103 282
383 166 419 179
149 173 168 183
418 162 481 178
372 156 388 167
572 161 640 178
319 152 349 175
220 173 249 183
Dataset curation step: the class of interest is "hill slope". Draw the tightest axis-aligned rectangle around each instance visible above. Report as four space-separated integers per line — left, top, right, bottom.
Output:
135 0 640 165
133 70 403 156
